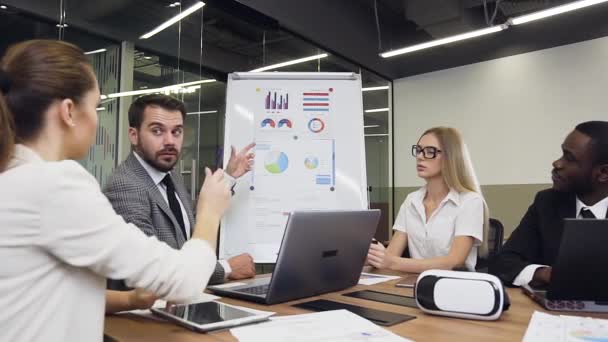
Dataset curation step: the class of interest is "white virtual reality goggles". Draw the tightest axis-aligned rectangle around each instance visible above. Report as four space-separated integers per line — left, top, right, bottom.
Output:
414 270 510 321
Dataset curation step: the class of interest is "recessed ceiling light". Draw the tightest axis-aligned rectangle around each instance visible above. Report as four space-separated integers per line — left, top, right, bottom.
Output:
381 25 505 58
0 5 8 9
143 56 152 60
362 86 389 92
187 110 218 115
250 53 329 72
103 79 215 98
365 108 390 113
84 48 107 55
510 0 608 25
141 1 204 39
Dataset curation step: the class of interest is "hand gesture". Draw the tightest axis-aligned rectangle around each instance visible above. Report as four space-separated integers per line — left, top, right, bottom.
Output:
225 143 255 179
196 167 231 220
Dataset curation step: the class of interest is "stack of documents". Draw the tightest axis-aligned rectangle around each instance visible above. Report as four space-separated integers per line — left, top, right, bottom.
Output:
523 311 608 342
231 309 414 342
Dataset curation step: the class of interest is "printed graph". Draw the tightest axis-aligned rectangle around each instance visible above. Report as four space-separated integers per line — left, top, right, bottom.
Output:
278 119 293 129
261 118 276 128
265 91 289 111
303 91 330 112
264 151 289 174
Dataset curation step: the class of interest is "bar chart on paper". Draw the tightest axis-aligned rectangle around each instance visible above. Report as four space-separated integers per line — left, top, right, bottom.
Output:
303 91 331 112
265 90 289 111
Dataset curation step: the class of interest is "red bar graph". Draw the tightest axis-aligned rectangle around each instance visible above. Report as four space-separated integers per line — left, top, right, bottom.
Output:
265 91 289 111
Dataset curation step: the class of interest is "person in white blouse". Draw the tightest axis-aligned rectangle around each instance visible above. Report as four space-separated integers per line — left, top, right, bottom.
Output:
0 40 231 341
366 127 489 273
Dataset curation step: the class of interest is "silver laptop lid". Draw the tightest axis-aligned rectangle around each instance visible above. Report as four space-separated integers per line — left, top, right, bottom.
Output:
264 209 380 304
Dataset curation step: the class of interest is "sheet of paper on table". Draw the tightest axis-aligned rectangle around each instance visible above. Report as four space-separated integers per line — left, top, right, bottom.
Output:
358 272 402 285
230 309 415 342
523 311 608 342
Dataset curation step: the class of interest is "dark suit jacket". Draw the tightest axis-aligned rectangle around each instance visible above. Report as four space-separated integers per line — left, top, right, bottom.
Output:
489 188 588 285
103 152 225 290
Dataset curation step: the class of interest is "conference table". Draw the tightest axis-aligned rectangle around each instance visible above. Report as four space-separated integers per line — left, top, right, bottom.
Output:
104 272 608 341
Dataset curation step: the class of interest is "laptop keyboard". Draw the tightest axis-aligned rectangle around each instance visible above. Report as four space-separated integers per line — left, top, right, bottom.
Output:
234 284 269 296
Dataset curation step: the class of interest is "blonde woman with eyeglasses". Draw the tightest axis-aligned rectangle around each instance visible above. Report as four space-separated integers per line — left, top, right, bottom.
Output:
367 127 489 273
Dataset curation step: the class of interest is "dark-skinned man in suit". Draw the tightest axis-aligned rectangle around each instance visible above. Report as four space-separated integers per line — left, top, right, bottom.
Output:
490 121 608 287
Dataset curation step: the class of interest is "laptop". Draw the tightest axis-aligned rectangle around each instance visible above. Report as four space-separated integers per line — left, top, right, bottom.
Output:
522 219 608 312
208 209 380 305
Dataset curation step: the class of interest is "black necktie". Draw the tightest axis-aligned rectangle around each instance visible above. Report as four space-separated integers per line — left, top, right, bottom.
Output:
580 208 596 219
162 174 187 239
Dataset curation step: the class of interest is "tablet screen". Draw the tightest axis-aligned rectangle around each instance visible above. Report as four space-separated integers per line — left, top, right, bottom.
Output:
157 302 257 325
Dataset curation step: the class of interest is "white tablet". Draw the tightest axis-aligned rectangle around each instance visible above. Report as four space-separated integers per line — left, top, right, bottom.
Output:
151 301 270 332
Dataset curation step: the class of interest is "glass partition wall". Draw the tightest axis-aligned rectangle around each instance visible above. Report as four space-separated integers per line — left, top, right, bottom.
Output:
0 0 394 247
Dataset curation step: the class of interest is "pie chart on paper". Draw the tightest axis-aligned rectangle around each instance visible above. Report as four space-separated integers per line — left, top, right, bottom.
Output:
264 151 289 174
304 156 319 170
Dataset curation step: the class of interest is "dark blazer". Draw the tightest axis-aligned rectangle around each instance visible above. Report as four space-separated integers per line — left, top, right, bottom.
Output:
103 152 225 290
489 189 577 285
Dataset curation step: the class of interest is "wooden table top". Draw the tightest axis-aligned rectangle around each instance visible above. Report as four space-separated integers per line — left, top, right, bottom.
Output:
104 273 608 342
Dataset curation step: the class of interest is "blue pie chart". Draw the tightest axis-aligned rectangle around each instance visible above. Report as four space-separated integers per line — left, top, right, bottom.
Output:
264 151 289 174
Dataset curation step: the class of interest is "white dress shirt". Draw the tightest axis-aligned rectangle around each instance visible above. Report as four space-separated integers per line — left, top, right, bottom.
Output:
133 152 192 237
575 196 608 220
133 152 232 277
0 145 217 342
512 195 608 286
393 187 484 271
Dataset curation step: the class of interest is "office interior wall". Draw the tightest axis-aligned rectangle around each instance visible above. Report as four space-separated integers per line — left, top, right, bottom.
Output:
117 41 134 163
393 35 608 236
79 45 120 188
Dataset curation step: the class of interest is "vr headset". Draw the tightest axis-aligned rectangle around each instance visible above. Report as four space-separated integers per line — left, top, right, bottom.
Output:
414 270 510 321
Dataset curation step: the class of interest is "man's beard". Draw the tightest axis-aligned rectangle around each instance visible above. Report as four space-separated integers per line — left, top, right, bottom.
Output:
572 177 595 198
137 143 180 173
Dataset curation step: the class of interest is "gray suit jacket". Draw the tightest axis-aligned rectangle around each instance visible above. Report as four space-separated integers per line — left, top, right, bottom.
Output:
103 152 225 290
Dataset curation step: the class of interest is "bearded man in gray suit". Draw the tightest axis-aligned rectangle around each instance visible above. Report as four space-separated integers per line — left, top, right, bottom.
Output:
104 94 255 289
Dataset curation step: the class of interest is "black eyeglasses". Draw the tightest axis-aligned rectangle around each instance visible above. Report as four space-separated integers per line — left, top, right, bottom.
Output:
412 145 442 159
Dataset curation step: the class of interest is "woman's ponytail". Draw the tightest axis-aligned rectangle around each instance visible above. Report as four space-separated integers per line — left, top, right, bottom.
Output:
0 69 15 172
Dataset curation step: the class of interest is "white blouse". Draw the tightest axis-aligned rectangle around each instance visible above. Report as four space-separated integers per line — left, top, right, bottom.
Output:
0 145 217 342
393 187 484 271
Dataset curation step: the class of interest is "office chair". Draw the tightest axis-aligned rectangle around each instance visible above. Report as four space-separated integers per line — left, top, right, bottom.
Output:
476 218 505 272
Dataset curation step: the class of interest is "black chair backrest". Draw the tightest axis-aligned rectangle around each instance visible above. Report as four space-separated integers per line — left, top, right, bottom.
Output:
476 218 505 272
487 218 505 257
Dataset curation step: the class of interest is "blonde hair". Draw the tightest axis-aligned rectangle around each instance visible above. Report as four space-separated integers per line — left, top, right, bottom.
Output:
420 127 490 258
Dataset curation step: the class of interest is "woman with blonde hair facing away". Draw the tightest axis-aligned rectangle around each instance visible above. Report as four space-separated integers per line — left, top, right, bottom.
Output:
367 127 489 272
